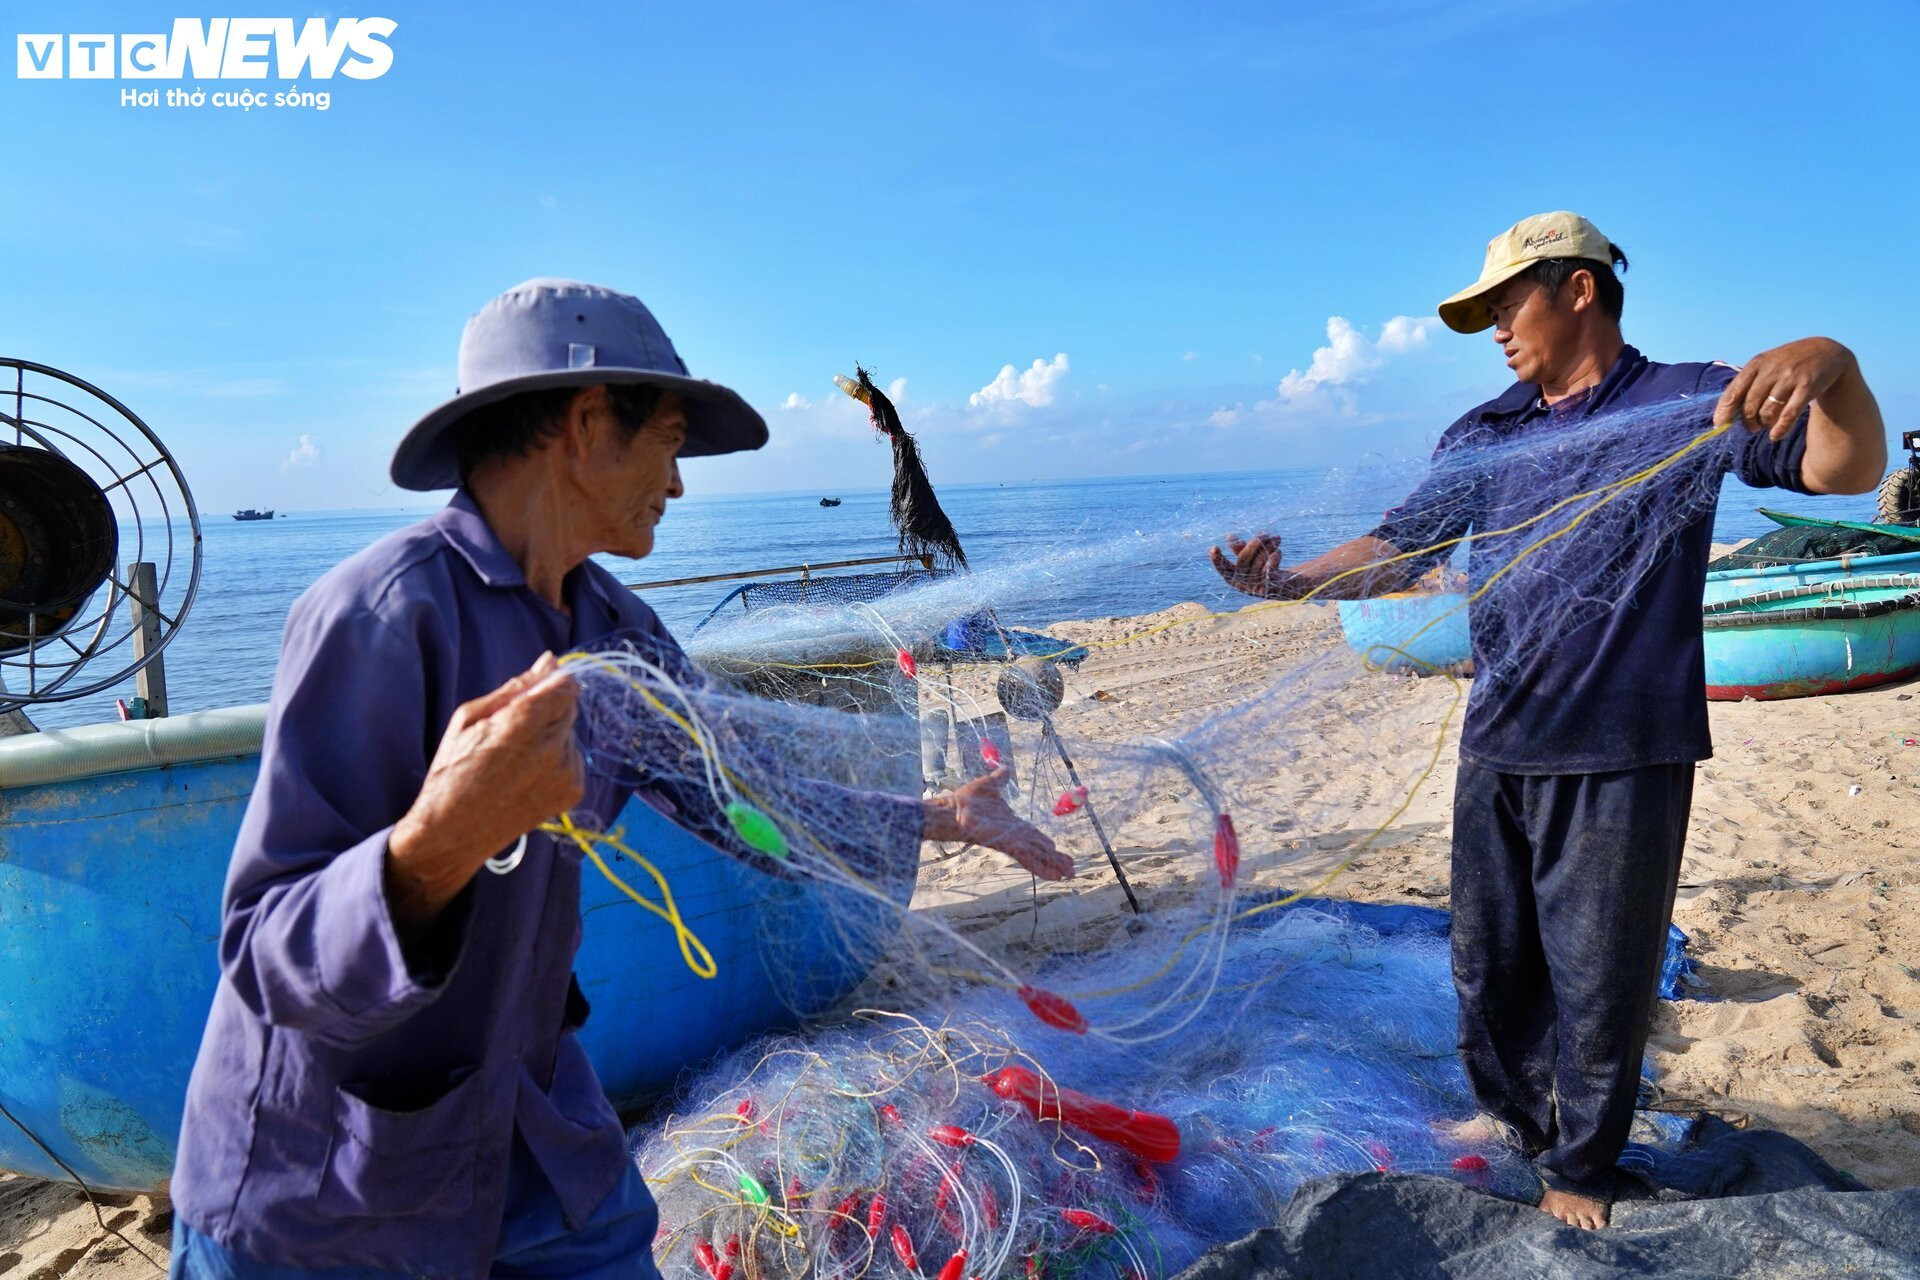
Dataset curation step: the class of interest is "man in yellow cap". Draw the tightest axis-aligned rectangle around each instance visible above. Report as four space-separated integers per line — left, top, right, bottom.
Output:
1210 212 1885 1227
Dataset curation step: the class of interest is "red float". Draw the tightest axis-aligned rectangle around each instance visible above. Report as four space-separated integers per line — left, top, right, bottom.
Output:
1016 986 1088 1035
1060 1207 1115 1235
928 1123 975 1149
1213 813 1240 888
891 1224 919 1271
981 1063 1181 1162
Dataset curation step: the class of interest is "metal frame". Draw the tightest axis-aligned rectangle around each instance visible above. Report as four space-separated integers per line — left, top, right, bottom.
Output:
625 552 934 593
0 360 202 710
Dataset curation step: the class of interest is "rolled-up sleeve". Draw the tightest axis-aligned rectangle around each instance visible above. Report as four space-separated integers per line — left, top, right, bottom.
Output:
218 594 469 1048
1698 362 1814 494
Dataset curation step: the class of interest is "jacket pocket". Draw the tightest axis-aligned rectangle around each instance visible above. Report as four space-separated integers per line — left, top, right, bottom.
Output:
316 1064 483 1219
520 1037 618 1136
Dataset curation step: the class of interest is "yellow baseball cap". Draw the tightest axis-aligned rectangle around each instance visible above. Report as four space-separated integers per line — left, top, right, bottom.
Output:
1437 211 1617 334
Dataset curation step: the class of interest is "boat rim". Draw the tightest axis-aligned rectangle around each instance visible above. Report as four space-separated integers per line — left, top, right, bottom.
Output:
1702 576 1920 630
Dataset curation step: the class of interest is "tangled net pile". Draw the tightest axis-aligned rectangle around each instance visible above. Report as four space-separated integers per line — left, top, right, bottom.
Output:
551 395 1748 1276
636 906 1542 1280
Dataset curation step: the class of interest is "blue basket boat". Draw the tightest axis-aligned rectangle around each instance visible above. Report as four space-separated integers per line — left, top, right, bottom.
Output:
1336 592 1471 673
1703 574 1920 701
0 708 911 1191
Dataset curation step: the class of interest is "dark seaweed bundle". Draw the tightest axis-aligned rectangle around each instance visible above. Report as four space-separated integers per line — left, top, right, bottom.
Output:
855 366 967 570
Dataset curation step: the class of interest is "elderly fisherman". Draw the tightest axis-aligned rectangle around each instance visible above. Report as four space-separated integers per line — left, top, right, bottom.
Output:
1212 213 1884 1228
169 279 1067 1278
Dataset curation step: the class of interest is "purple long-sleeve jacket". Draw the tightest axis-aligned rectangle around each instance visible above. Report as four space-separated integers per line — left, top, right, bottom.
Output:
171 493 724 1277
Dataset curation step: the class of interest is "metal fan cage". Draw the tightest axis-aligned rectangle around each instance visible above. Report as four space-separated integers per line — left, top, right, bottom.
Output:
0 360 202 710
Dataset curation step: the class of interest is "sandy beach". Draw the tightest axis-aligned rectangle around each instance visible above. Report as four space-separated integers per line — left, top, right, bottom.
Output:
5 595 1917 1275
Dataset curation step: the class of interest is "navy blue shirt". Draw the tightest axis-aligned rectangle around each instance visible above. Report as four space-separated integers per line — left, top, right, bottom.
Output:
1372 346 1810 774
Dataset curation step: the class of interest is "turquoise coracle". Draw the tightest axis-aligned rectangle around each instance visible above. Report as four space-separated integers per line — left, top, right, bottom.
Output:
1336 591 1472 673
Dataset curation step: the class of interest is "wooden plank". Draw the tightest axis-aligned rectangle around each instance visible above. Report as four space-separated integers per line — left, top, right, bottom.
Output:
127 561 167 718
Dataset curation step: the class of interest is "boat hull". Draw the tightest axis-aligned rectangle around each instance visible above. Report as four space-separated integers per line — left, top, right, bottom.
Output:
1703 576 1920 701
1336 592 1471 673
0 714 909 1190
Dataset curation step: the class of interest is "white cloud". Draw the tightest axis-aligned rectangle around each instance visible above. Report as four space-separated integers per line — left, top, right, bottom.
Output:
1375 314 1432 354
1182 350 1198 362
969 353 1069 410
282 434 321 470
886 376 908 404
1200 314 1439 432
1276 315 1435 400
781 391 812 410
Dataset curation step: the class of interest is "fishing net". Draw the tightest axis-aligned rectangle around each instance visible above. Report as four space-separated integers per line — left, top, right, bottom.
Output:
638 907 1540 1280
1707 523 1918 570
544 393 1760 1275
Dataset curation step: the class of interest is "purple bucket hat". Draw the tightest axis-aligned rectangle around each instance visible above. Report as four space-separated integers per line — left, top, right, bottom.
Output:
391 278 768 490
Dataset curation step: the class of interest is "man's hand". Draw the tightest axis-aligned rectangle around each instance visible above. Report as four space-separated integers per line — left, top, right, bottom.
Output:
1717 336 1856 441
388 652 585 933
1209 533 1302 599
924 767 1073 881
1718 337 1885 494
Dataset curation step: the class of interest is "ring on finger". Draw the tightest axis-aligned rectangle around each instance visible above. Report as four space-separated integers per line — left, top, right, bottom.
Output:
1765 394 1787 405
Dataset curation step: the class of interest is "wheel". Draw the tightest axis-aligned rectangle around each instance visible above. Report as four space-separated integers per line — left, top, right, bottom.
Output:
1877 466 1920 524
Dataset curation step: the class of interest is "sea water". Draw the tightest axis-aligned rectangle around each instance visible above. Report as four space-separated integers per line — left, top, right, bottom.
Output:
26 470 1872 730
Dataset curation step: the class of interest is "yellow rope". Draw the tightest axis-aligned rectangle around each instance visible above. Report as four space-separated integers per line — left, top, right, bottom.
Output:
541 813 717 980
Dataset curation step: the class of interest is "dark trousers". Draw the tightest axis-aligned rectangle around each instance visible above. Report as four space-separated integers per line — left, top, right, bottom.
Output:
1450 759 1694 1198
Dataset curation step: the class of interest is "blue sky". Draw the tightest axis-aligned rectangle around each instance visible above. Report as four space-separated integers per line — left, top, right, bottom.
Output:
3 1 1915 513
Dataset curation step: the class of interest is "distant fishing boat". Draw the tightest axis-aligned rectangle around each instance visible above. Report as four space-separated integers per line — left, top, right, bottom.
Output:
819 497 842 507
231 508 273 521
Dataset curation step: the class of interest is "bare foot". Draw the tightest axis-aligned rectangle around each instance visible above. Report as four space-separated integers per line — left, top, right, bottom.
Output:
1436 1113 1515 1145
1540 1187 1610 1229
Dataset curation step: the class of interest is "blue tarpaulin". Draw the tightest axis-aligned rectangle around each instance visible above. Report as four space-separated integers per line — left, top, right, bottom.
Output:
1238 891 1698 1002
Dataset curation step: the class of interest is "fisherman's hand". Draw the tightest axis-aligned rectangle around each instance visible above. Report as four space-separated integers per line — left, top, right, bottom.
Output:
1718 337 1856 441
389 652 584 928
1209 533 1301 599
924 767 1073 881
